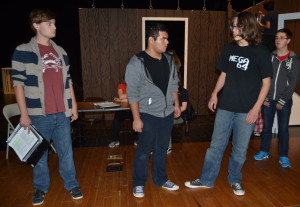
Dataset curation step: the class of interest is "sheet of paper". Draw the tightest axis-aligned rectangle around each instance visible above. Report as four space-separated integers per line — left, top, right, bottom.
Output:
7 124 39 161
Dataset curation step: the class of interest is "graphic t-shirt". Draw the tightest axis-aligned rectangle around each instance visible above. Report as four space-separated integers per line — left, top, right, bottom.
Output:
39 44 65 114
216 43 273 113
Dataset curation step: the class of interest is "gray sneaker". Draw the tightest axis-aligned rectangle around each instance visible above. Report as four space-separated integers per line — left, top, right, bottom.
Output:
32 190 45 206
161 180 179 191
184 179 212 189
231 183 245 196
133 186 144 198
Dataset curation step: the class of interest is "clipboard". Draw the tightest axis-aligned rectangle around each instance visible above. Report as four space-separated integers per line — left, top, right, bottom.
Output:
6 124 50 167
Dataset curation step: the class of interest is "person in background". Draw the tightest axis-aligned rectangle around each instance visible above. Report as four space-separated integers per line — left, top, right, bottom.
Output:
168 77 189 153
253 28 300 168
185 12 272 196
169 49 182 73
253 110 263 137
11 8 83 206
125 22 181 198
108 81 135 148
258 0 278 52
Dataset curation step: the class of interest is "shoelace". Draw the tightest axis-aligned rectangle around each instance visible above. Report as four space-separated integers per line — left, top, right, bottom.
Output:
191 179 201 185
165 181 174 187
233 184 242 190
136 186 143 192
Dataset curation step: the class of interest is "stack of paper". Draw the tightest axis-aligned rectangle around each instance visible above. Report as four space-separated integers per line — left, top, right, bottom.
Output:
6 124 49 166
93 102 120 108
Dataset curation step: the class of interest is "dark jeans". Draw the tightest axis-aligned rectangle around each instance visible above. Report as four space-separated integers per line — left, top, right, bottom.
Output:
111 110 133 141
260 99 292 156
132 113 174 187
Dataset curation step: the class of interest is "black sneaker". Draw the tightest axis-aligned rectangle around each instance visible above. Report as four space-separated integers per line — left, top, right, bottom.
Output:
32 190 45 206
184 179 212 189
70 187 83 199
231 183 245 196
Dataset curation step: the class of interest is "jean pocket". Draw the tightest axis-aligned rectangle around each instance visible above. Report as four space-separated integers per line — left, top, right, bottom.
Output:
29 115 44 124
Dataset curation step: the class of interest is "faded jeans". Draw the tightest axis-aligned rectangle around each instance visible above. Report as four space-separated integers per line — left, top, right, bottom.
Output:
30 112 79 192
199 109 255 187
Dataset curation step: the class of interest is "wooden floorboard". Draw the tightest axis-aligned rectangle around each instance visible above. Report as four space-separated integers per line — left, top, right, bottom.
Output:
1 136 300 207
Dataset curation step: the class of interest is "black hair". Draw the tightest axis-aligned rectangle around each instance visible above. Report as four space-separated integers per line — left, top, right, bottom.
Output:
263 1 275 11
145 22 168 43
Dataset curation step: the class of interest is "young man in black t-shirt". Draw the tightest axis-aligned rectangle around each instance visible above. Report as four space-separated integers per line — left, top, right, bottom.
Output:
185 12 272 196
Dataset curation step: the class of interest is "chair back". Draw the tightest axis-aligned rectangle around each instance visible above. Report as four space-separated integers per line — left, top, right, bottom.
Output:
3 103 20 130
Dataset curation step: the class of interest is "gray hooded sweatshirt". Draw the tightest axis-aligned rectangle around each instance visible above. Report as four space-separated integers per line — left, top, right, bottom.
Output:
125 51 178 118
267 51 300 106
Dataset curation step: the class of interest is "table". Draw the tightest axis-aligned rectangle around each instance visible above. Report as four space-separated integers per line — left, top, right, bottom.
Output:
77 101 130 112
74 101 131 144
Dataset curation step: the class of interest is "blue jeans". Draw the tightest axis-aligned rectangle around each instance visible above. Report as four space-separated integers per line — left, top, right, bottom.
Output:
199 109 255 187
30 113 79 192
260 99 292 156
132 113 174 187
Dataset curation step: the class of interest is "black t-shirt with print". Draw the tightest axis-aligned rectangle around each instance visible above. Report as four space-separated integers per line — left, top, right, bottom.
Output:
216 43 273 113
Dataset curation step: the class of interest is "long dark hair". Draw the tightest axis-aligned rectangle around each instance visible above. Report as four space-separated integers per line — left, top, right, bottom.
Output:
233 12 262 46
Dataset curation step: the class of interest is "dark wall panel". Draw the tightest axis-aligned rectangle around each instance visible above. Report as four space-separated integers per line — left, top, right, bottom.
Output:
79 8 227 115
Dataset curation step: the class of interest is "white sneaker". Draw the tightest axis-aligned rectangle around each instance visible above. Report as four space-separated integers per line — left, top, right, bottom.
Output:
108 141 120 148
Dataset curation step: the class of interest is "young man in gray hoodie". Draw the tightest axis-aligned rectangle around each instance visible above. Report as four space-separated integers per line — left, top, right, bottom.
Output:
254 28 300 167
125 22 181 198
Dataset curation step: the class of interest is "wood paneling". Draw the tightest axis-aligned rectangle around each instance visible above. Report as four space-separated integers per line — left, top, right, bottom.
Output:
79 9 227 115
1 137 300 206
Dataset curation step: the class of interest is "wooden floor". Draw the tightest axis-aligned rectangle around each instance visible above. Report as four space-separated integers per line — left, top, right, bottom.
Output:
1 136 300 207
